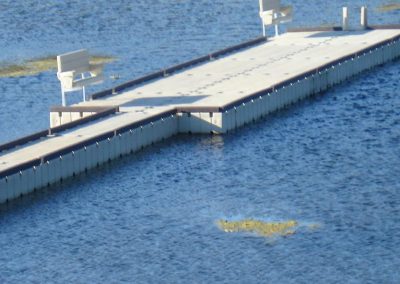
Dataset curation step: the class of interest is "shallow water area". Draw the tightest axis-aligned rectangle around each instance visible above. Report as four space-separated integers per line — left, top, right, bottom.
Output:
0 1 400 283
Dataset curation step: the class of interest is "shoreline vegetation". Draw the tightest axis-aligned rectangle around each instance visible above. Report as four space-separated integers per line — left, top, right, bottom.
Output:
377 3 400 12
0 55 116 78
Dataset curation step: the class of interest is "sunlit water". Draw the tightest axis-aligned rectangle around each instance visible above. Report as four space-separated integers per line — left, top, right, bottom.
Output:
0 1 399 283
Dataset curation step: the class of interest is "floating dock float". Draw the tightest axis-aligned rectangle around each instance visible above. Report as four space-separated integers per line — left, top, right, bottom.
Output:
1 27 400 204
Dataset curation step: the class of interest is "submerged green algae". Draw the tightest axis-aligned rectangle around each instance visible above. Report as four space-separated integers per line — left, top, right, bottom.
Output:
216 219 298 237
217 219 322 238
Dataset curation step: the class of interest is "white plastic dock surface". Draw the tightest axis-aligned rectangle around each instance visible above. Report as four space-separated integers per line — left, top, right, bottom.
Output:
78 29 400 108
1 29 399 203
0 106 175 173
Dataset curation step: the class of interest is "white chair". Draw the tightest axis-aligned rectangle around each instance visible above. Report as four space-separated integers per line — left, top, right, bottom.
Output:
259 0 293 37
57 49 104 106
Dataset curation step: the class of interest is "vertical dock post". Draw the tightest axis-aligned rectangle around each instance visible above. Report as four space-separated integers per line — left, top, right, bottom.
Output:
82 73 86 102
342 7 349 31
274 12 279 36
61 89 66 107
361 6 368 29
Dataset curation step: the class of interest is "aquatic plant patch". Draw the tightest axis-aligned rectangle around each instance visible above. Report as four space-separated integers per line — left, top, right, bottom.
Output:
0 55 116 78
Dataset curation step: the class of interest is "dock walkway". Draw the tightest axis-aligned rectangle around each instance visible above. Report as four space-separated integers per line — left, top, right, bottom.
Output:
1 29 400 203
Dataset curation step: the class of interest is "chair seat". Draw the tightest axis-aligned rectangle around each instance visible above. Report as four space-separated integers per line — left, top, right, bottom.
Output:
73 74 104 89
57 60 104 92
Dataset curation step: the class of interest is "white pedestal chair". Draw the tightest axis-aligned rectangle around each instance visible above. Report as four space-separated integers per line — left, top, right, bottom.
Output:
57 49 104 106
259 0 293 37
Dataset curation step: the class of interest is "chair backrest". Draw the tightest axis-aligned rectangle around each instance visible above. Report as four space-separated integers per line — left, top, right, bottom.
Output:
57 49 90 74
259 0 280 12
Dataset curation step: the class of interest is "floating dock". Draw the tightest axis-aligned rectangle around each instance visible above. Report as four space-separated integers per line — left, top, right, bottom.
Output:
1 27 400 204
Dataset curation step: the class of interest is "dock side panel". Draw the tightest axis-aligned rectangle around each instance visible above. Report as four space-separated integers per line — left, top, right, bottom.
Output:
0 178 7 203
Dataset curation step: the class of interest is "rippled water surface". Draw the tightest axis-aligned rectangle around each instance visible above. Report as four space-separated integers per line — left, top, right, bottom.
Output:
0 1 400 283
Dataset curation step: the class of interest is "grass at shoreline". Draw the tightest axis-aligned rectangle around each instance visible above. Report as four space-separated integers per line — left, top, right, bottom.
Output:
0 55 116 78
377 3 400 12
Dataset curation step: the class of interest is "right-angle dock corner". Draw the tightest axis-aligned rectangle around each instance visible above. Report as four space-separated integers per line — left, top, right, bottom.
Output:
1 3 400 204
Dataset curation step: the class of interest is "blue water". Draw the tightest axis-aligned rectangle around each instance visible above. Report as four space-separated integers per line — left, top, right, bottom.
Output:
1 1 400 283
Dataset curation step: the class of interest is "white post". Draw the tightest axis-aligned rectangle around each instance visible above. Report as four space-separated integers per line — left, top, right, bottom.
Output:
262 23 266 37
81 73 86 102
259 0 265 36
274 12 279 36
342 7 349 31
61 88 66 107
361 6 368 29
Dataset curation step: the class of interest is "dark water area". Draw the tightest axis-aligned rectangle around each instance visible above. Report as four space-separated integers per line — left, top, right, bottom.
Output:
0 1 400 283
